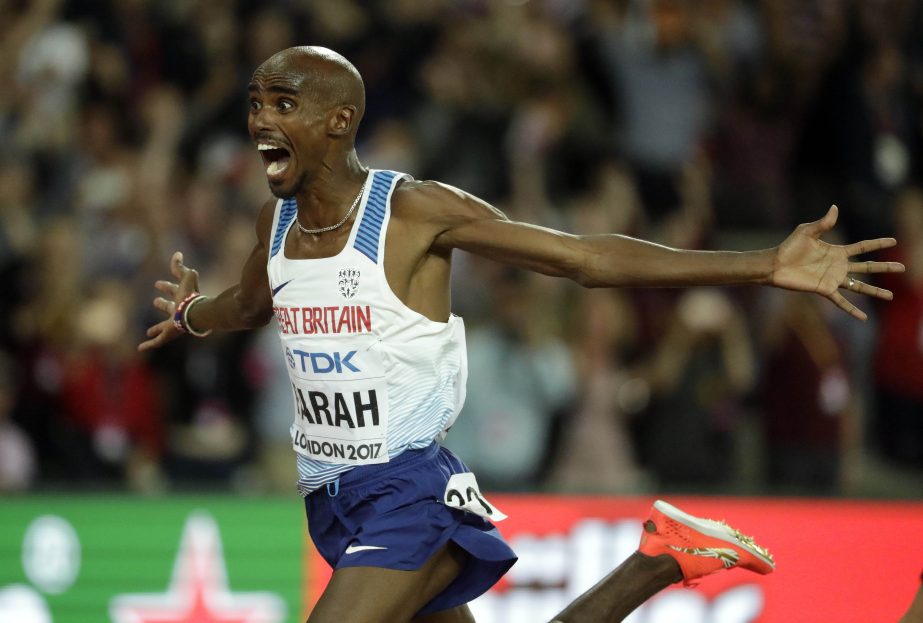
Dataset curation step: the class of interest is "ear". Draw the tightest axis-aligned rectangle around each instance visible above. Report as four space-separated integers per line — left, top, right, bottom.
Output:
328 105 356 136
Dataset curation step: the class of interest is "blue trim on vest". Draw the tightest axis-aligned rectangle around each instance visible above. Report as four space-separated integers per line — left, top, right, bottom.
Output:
354 170 397 263
270 198 298 258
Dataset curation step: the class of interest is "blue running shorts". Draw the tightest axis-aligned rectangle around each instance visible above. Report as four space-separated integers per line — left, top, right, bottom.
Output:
304 442 518 616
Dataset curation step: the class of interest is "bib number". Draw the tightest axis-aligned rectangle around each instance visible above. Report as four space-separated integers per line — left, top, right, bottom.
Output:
444 473 507 521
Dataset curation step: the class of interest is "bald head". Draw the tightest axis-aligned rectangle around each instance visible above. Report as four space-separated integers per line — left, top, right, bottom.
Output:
253 46 366 137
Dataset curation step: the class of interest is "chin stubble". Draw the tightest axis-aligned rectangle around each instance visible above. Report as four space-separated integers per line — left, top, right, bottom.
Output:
268 172 306 199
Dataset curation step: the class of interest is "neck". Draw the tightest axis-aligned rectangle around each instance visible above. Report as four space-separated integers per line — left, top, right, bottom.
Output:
296 151 367 231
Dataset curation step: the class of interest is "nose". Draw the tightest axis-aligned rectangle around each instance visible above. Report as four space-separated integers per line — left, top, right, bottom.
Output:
249 106 274 136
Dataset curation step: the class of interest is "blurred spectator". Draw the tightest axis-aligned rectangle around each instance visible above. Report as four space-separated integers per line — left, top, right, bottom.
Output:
10 0 88 157
444 269 576 490
759 292 858 493
0 354 36 492
153 215 262 488
11 218 84 483
762 0 848 97
566 159 645 238
73 103 151 281
58 280 163 491
787 0 923 239
596 0 716 219
361 118 421 176
0 160 37 263
873 187 923 469
0 159 36 350
637 288 756 488
413 14 513 200
250 325 299 493
712 63 799 228
0 0 918 496
549 288 651 493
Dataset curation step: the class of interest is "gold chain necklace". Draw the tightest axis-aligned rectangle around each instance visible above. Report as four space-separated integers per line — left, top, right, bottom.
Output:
296 176 367 235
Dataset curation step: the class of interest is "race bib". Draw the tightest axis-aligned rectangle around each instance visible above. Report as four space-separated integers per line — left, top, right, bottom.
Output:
444 473 507 521
285 340 389 466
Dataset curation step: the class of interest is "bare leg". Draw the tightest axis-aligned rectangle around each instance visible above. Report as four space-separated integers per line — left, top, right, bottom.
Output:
550 552 681 623
900 584 923 623
551 500 774 623
413 604 477 623
307 543 468 623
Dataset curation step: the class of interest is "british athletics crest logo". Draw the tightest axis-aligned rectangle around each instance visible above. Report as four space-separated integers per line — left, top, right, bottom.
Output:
338 268 360 299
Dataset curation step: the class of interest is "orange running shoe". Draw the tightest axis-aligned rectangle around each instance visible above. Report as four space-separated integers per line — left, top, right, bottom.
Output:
638 500 775 586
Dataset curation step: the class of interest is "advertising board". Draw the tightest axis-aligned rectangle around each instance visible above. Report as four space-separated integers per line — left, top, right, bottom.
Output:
3 495 920 622
306 495 923 622
0 497 305 623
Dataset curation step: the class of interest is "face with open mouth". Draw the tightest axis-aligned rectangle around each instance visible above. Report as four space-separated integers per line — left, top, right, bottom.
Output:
257 141 293 186
247 48 365 200
247 74 320 199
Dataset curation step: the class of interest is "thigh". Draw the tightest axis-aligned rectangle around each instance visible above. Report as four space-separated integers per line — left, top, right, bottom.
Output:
307 543 468 623
413 605 476 623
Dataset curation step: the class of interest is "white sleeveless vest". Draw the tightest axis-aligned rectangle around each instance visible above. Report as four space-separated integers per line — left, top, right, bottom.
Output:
266 170 468 495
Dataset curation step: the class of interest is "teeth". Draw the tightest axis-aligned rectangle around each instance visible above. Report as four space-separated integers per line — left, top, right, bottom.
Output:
266 160 289 176
258 144 277 151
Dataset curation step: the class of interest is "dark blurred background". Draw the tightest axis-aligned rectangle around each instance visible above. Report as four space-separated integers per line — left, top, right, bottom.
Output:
0 0 921 499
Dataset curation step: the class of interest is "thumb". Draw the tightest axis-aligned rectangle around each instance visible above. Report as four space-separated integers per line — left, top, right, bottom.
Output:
802 205 838 238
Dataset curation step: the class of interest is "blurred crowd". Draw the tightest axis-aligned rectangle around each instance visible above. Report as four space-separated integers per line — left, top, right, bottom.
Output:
0 0 921 497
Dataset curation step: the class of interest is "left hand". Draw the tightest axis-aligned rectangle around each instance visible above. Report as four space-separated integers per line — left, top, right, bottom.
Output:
138 251 202 351
771 205 906 321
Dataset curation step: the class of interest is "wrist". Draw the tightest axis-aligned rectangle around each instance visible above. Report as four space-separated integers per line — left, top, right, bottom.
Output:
752 248 776 286
173 293 212 337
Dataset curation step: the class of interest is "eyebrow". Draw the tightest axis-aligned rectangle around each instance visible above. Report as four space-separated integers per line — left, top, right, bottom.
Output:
247 82 301 96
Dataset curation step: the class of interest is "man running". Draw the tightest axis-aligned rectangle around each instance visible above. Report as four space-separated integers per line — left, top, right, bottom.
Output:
140 46 903 623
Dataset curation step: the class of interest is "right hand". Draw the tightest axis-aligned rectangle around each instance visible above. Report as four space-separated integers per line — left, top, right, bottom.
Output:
138 251 201 352
771 205 903 321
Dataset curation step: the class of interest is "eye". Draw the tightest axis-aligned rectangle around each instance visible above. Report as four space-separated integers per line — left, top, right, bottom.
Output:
249 99 261 112
278 99 295 112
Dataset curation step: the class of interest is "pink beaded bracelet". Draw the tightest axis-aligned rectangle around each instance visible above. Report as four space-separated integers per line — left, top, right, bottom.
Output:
172 292 212 337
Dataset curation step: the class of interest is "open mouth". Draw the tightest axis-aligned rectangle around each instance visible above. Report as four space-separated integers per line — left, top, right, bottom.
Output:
257 143 292 178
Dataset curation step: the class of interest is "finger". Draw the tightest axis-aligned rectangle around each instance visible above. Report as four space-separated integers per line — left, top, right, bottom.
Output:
145 319 171 337
840 278 893 301
843 237 897 256
138 331 162 351
138 334 168 351
828 290 867 322
803 205 838 237
180 266 199 287
153 297 175 314
155 280 179 296
848 260 905 274
139 321 174 351
170 251 186 280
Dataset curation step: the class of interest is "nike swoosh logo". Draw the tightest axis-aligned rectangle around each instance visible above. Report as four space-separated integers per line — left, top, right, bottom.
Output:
344 545 388 555
271 279 293 297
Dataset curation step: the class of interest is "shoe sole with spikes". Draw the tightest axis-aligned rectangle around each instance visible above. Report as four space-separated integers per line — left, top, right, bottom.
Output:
638 500 775 586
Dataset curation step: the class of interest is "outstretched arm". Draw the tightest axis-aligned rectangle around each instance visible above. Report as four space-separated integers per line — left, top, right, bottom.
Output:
418 182 904 321
138 199 276 351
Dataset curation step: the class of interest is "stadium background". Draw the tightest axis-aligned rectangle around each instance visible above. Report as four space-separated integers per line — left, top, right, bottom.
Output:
0 0 922 621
